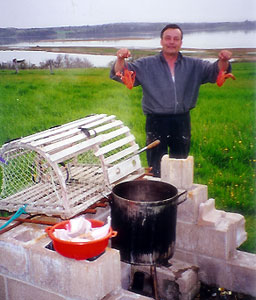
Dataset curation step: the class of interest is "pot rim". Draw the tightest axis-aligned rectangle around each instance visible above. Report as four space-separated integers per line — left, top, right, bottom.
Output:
111 180 186 206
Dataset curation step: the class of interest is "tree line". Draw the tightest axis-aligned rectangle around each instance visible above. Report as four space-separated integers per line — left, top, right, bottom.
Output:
0 54 94 72
0 21 255 45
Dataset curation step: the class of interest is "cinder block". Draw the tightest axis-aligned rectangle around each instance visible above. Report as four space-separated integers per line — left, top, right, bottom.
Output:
104 288 154 299
197 198 247 249
225 212 247 247
28 238 70 295
130 260 200 300
68 247 121 300
174 249 256 297
28 234 121 300
177 184 208 223
176 220 237 260
157 260 200 300
0 239 27 278
173 249 197 266
0 274 6 300
6 277 65 300
197 254 231 287
161 155 194 190
120 261 132 290
228 250 256 297
176 269 199 294
198 198 226 226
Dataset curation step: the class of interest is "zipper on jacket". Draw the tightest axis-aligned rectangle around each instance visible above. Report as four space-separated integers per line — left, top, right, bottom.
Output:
163 56 178 114
172 74 178 114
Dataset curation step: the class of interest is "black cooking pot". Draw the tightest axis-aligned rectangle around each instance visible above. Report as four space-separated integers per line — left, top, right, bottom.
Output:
110 180 186 266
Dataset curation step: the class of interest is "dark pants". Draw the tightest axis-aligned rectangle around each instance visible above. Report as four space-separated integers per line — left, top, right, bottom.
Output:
146 112 191 177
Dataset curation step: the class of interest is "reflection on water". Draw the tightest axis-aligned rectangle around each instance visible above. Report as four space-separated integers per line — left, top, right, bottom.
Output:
7 30 256 49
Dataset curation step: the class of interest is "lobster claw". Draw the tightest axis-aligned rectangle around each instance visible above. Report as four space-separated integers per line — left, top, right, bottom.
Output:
217 70 236 87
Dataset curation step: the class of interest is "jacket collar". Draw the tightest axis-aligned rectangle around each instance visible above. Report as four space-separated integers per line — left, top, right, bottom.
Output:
159 51 183 63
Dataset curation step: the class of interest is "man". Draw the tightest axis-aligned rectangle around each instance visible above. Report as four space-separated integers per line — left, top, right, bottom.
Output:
110 24 232 177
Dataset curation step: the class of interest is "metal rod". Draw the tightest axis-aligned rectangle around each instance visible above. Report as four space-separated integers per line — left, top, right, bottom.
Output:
0 215 34 234
0 216 58 226
126 139 160 160
150 264 160 300
136 139 160 155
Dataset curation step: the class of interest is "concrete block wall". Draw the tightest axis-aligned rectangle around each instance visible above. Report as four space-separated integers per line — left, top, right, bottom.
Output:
0 221 122 300
161 155 256 297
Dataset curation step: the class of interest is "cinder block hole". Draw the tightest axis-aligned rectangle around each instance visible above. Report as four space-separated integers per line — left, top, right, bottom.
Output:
14 230 34 242
162 279 180 299
130 271 154 297
45 241 55 251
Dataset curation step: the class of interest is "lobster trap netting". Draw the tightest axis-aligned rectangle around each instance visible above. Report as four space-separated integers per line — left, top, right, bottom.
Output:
0 114 144 218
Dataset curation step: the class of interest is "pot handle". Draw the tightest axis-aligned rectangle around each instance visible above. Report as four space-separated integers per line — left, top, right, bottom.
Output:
111 231 118 238
45 226 52 235
177 190 187 205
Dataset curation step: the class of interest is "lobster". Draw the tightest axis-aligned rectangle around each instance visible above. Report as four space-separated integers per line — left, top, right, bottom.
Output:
116 64 136 90
216 70 236 87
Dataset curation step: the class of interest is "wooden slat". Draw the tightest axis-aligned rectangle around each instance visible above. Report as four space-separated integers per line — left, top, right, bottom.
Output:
92 120 123 134
108 155 142 184
113 168 145 184
31 128 80 148
30 114 111 147
0 182 51 203
20 114 107 145
31 115 119 151
0 183 61 211
68 165 102 182
79 115 116 130
42 132 86 153
101 126 130 142
95 135 135 157
41 123 127 154
104 144 139 165
50 135 102 163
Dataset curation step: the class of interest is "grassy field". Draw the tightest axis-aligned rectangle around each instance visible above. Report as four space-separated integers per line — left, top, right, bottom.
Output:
0 62 255 253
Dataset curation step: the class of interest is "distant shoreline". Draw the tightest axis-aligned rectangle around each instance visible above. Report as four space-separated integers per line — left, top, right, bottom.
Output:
1 20 255 46
1 45 255 62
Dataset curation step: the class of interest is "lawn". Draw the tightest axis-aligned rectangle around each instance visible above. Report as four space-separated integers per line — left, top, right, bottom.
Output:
0 62 255 253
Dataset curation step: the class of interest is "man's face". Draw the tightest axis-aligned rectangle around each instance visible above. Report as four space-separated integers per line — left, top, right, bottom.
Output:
161 28 182 56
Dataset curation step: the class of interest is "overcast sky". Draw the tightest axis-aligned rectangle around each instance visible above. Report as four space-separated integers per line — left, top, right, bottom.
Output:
0 0 255 29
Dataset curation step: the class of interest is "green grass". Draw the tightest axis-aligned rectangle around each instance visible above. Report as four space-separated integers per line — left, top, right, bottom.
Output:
0 63 255 253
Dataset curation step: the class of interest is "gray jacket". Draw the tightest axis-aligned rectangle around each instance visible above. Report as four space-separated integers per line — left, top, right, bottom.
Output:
110 51 229 115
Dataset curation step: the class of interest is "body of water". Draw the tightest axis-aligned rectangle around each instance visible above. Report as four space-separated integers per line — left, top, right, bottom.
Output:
0 50 116 68
1 30 255 67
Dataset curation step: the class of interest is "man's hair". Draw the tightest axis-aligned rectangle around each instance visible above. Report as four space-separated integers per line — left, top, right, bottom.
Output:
160 24 183 40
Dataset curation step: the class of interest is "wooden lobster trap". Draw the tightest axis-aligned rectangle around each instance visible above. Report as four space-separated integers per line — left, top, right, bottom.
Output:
0 114 144 219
